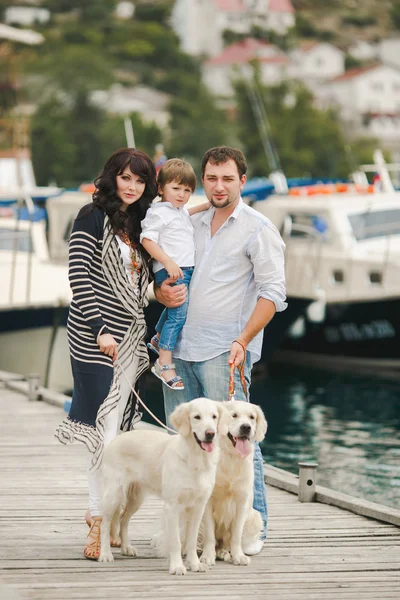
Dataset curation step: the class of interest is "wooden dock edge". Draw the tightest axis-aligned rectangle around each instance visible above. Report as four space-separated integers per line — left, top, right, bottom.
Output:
264 463 400 527
2 368 400 529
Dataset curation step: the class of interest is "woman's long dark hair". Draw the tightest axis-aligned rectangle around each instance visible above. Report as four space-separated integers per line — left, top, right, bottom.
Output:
89 148 157 246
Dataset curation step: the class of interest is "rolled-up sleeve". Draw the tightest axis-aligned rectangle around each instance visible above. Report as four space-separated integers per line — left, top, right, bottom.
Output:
140 208 165 244
247 221 287 312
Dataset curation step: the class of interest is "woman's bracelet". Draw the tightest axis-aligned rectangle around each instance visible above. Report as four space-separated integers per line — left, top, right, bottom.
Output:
233 339 246 354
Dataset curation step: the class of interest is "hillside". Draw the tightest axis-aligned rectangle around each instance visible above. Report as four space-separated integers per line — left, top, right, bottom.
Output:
292 0 398 49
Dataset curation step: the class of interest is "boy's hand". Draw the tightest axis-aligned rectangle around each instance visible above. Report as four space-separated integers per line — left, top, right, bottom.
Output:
164 259 184 281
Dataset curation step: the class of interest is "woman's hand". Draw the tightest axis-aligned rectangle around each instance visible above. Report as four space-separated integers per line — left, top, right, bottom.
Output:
97 333 118 362
164 259 184 281
155 277 187 308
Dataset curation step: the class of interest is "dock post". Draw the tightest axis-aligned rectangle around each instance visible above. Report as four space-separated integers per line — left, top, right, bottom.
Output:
298 462 318 502
27 374 41 402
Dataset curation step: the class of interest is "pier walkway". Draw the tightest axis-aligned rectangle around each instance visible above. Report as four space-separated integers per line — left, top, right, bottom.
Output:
1 382 400 599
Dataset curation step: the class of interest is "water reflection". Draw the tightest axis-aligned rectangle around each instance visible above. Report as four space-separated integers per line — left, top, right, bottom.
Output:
254 363 400 509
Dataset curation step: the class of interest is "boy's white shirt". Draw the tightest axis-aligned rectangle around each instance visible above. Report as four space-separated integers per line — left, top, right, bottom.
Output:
140 201 195 273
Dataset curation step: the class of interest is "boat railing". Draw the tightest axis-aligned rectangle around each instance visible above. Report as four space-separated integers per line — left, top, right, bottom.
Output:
1 194 36 305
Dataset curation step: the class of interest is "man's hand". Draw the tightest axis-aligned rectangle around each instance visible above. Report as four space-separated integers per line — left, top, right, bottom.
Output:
228 339 246 368
155 277 187 308
97 333 118 362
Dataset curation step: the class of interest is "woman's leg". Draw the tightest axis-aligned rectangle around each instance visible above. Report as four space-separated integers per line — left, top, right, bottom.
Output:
85 355 139 556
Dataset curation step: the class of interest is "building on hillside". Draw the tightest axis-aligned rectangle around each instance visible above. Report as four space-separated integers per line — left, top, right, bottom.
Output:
5 5 50 26
378 38 400 69
319 63 400 153
289 41 345 85
202 37 289 96
115 1 135 19
347 40 378 62
90 84 170 129
171 0 295 57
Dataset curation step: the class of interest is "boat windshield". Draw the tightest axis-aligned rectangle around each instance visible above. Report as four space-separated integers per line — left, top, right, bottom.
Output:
0 228 33 253
348 209 400 241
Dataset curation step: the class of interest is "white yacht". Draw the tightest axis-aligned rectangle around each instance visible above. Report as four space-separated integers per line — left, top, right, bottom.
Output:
252 151 400 375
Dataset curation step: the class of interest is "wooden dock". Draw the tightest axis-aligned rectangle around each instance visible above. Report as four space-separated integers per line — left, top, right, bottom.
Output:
1 381 400 600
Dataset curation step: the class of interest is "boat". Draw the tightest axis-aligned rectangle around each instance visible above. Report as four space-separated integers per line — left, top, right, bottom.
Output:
251 150 400 375
0 200 72 391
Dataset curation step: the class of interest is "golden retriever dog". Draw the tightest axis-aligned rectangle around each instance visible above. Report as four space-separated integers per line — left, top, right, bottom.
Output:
200 400 267 567
99 397 227 575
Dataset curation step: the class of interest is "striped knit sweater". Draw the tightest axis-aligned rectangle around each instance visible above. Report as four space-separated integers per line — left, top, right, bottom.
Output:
55 205 150 469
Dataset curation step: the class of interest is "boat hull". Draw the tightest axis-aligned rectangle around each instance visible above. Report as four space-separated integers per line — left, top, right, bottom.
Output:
0 305 70 391
278 297 400 374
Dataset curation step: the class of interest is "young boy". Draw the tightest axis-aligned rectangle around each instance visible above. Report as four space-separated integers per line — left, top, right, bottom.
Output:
140 158 209 390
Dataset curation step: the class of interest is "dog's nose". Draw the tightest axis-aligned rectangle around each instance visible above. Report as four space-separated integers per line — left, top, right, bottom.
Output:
204 430 215 441
239 424 251 436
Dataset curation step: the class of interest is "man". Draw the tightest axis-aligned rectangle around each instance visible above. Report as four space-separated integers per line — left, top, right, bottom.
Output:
155 146 287 554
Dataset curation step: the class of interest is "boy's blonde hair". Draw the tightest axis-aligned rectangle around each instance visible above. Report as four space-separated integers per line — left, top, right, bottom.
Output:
157 158 196 192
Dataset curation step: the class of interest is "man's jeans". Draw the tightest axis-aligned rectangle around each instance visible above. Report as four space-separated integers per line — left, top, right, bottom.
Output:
162 351 268 539
154 268 193 352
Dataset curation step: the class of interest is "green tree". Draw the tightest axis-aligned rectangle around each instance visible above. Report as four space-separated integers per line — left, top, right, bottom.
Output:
31 95 162 187
233 76 374 179
167 83 236 176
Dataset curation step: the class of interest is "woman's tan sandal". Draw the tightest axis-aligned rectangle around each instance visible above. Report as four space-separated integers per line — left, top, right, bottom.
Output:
151 359 185 390
84 516 102 561
85 511 120 547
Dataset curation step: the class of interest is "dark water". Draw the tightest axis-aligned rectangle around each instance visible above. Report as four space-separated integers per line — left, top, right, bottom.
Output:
143 362 400 510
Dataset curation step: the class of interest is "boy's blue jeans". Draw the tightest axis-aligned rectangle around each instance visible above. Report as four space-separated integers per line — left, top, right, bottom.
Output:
162 351 268 540
153 267 193 352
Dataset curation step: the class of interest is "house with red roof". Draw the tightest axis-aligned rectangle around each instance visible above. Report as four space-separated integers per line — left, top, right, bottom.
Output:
171 0 295 57
202 37 289 96
319 63 400 149
289 42 345 85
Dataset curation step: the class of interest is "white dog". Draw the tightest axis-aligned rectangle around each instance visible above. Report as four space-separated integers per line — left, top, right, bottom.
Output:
99 397 227 575
200 400 267 567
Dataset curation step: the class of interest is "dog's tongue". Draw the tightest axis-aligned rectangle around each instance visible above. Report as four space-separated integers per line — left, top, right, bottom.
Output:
234 437 252 458
201 441 214 453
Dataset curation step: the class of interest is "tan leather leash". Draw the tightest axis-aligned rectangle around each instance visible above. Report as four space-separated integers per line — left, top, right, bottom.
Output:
227 340 248 401
117 359 176 434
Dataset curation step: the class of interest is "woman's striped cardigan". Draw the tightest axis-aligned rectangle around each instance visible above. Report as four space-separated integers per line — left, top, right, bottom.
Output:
55 205 150 470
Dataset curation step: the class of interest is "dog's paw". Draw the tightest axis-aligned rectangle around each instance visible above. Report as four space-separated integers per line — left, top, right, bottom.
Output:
216 548 230 562
231 552 250 566
121 544 137 557
98 550 114 563
187 559 208 573
169 562 187 575
200 550 216 566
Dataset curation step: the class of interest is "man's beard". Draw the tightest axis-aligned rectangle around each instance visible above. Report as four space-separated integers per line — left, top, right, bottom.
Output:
210 196 231 208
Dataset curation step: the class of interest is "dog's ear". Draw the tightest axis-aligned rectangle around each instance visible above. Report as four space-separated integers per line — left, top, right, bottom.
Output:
216 402 229 436
169 402 191 437
254 405 268 442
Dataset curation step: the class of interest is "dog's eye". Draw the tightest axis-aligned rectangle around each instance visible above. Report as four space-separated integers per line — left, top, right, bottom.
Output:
194 415 201 420
250 415 255 420
212 414 217 419
232 413 238 418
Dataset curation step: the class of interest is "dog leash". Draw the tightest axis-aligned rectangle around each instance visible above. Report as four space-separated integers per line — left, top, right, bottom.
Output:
117 359 176 434
228 362 248 402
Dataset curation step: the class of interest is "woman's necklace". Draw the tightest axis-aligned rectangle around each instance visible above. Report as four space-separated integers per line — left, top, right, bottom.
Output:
118 230 142 278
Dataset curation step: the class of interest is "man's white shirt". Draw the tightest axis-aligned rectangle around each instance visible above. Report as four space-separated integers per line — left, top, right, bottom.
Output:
174 199 287 364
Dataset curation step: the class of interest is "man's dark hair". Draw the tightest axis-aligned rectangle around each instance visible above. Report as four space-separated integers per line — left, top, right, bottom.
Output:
201 146 247 179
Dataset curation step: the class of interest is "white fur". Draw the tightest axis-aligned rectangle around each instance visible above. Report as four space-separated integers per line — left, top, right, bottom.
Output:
200 400 268 567
99 397 227 575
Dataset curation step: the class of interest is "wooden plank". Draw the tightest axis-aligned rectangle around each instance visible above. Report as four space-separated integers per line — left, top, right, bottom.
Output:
0 384 400 600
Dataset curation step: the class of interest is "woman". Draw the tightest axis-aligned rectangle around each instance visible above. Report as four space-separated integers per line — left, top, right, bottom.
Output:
55 148 157 560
